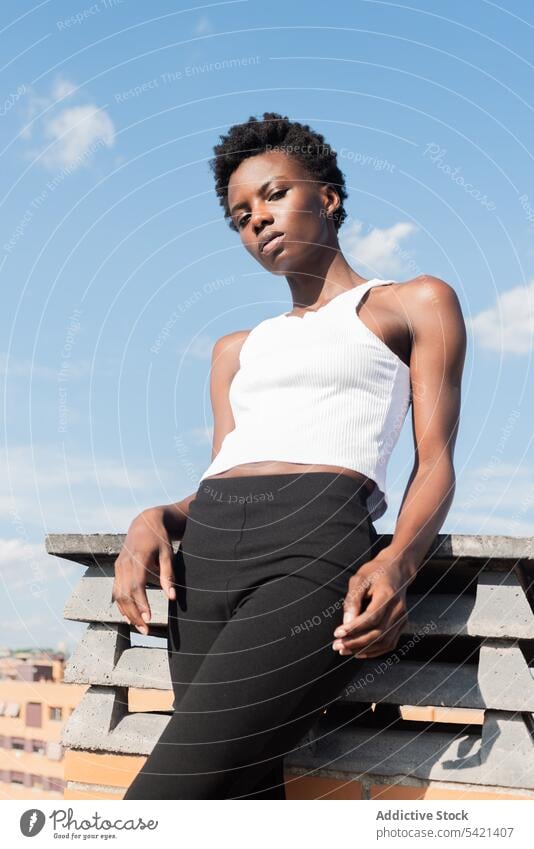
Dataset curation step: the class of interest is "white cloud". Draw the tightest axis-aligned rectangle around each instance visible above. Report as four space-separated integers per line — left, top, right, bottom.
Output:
468 461 531 480
341 219 418 276
2 493 155 535
446 462 534 536
445 509 533 536
194 15 214 35
0 444 158 529
20 75 115 171
0 537 77 592
183 333 215 360
41 104 115 170
51 78 77 99
0 443 195 534
467 279 534 354
0 538 86 651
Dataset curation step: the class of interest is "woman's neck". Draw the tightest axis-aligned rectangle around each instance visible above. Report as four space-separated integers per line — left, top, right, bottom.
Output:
285 252 368 309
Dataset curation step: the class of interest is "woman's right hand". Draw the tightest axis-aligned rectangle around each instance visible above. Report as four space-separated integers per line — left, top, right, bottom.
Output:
112 507 177 635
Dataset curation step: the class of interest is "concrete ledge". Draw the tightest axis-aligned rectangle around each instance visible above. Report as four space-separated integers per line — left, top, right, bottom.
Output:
63 775 534 801
284 772 534 800
46 532 534 562
53 530 534 794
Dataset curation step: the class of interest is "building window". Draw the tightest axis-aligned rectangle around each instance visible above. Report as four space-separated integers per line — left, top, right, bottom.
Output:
34 665 53 682
10 771 25 785
43 776 64 793
25 702 42 728
31 740 46 755
11 737 25 751
49 706 62 721
31 774 44 788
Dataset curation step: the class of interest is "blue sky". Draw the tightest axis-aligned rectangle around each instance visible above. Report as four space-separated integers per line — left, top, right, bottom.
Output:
1 0 533 652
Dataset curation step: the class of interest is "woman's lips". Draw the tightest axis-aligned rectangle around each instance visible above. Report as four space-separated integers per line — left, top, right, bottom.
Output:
261 233 285 256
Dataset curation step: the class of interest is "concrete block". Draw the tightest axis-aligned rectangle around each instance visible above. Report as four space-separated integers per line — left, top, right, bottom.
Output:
478 641 534 709
340 643 534 711
479 710 534 787
406 572 534 639
64 623 130 684
63 623 172 690
286 709 534 789
63 565 169 625
343 659 479 708
61 686 170 755
470 571 534 638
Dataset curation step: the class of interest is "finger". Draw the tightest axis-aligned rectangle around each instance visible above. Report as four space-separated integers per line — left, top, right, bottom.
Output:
334 609 405 654
340 578 368 628
343 610 405 646
350 620 406 657
115 596 138 628
113 599 126 622
130 587 152 633
111 582 128 622
333 627 384 654
354 644 393 659
158 547 176 601
334 587 392 638
113 559 134 622
118 587 150 635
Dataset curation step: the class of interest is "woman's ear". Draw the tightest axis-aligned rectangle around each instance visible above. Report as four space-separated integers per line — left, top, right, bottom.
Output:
321 183 340 220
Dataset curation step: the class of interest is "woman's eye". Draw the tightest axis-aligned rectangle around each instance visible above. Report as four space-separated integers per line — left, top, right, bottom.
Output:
237 189 287 228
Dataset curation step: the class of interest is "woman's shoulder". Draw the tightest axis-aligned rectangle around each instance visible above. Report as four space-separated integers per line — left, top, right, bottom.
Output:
399 273 456 298
393 274 459 317
399 274 465 352
211 329 252 368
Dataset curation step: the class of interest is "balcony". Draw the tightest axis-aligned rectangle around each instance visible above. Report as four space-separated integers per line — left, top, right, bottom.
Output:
45 530 534 800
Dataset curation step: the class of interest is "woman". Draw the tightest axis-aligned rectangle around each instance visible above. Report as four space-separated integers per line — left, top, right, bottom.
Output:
115 112 466 799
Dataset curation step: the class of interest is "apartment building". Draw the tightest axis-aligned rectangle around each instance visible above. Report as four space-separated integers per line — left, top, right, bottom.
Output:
0 650 87 800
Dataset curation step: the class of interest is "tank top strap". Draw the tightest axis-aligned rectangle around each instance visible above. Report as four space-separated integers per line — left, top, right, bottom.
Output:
343 277 397 309
272 277 397 322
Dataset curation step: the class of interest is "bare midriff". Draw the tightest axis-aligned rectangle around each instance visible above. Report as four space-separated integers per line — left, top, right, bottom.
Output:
203 461 377 495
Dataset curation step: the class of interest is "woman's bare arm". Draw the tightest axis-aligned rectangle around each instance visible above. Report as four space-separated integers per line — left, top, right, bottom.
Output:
379 274 467 577
332 274 467 658
209 329 250 458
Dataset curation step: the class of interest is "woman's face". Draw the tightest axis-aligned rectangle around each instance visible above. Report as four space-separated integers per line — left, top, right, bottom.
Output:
227 150 338 275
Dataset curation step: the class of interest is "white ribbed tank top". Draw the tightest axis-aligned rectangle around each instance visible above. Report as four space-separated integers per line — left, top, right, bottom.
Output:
199 278 412 520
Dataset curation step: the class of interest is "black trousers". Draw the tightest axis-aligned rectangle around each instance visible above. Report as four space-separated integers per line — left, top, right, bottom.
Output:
124 472 378 799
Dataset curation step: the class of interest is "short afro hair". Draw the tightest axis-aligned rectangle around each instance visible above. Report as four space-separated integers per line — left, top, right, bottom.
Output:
209 111 348 233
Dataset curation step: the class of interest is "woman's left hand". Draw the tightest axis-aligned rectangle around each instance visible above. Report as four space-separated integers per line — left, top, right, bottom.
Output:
332 555 411 658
